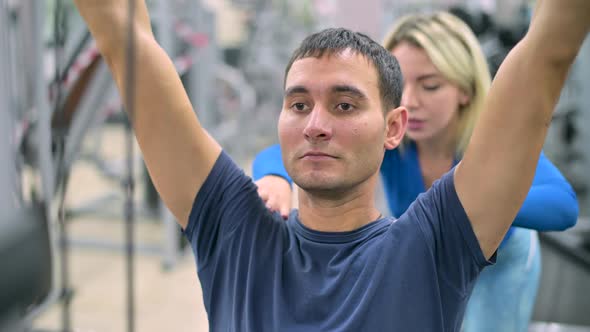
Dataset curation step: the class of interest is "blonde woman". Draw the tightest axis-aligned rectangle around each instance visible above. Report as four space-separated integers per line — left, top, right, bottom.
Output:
252 12 578 331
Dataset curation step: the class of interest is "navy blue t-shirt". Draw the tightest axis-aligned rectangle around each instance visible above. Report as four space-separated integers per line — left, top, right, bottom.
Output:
184 152 494 331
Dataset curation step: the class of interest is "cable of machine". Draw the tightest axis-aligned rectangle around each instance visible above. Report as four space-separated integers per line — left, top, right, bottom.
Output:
52 0 74 330
123 1 137 332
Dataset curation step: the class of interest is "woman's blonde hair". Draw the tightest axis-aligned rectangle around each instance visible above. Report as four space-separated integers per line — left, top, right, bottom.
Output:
382 12 491 155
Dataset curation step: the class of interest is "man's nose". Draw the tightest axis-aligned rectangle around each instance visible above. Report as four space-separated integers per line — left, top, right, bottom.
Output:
303 107 333 142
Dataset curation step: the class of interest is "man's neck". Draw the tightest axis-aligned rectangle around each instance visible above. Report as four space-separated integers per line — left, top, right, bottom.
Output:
296 178 382 232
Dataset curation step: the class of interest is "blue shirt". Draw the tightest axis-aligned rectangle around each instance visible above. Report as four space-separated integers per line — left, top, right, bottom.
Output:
253 144 578 233
185 152 493 331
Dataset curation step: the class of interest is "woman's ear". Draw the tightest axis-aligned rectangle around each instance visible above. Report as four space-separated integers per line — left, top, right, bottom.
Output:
459 90 471 107
384 106 408 150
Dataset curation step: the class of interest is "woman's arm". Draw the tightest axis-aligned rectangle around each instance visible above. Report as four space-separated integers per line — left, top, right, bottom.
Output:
252 144 292 184
251 144 293 218
512 152 578 231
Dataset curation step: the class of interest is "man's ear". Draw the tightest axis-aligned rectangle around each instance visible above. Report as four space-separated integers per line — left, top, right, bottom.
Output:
384 106 408 150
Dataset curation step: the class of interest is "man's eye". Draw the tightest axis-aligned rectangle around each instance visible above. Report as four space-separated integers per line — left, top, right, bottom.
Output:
291 103 308 111
337 103 354 112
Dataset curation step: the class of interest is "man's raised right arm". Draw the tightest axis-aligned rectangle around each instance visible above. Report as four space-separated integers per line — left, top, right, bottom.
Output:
73 0 221 228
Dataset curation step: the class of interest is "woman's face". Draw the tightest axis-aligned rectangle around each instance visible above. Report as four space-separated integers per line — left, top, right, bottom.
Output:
391 42 469 144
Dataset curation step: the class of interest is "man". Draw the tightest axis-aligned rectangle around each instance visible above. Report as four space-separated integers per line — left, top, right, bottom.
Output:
73 0 589 330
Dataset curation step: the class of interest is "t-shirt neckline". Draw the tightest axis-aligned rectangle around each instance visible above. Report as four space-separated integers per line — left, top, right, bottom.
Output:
289 210 391 244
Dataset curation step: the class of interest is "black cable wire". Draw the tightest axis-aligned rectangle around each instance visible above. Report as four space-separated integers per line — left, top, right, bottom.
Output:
124 1 137 331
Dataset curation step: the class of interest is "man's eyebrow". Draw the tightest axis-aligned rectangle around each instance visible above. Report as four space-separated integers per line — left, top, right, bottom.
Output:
332 85 368 99
284 85 309 97
284 85 369 99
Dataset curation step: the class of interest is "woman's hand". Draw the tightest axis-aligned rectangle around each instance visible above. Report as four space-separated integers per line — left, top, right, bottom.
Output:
255 175 292 219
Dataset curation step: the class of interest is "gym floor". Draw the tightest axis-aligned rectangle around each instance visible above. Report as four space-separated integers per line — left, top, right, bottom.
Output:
31 124 210 332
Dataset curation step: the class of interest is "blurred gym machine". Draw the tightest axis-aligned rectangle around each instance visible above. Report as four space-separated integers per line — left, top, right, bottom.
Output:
532 33 590 328
0 0 262 330
0 1 56 330
0 0 195 330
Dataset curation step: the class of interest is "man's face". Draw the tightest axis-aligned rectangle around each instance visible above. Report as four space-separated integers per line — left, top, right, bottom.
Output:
278 50 389 195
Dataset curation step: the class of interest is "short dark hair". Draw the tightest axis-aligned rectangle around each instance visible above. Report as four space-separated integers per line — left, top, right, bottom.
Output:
284 28 403 111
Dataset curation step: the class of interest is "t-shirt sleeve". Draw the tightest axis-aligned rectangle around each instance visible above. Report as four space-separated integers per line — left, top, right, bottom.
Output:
403 168 495 295
183 151 275 269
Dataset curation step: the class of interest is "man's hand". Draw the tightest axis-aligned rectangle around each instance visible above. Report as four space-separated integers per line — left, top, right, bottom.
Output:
255 176 292 219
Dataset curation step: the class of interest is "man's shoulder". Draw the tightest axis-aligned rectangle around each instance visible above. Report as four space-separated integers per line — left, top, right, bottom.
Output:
411 170 460 212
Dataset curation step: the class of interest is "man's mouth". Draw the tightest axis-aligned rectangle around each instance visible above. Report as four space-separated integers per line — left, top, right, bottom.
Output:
301 151 336 160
